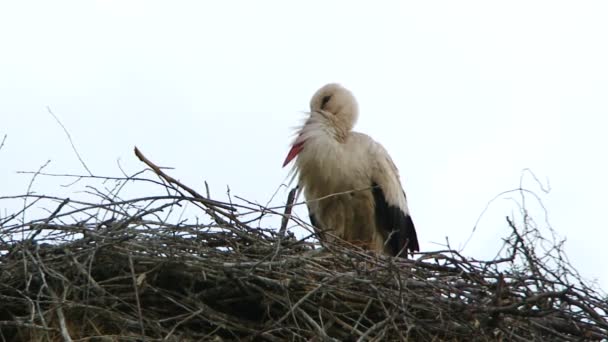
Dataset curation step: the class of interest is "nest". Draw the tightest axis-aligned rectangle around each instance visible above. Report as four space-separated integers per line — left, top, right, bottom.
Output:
0 148 606 341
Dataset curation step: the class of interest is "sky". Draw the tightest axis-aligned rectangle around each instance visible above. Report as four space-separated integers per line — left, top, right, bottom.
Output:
1 1 607 289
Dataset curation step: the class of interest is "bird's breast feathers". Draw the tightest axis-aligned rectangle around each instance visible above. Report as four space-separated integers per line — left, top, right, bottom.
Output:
295 132 408 213
295 133 375 195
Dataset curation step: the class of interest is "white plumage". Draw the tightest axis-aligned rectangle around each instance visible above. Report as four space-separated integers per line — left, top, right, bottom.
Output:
283 83 419 257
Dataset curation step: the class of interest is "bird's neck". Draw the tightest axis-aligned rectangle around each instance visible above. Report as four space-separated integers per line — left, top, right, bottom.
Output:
333 127 349 143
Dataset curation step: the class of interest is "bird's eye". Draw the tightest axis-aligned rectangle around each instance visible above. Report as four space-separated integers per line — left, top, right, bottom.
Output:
321 95 332 110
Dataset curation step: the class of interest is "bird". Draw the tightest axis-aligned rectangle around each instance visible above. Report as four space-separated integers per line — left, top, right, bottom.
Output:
282 83 419 257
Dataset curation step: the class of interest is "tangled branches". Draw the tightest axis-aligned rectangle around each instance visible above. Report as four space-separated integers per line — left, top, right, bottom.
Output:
0 149 606 341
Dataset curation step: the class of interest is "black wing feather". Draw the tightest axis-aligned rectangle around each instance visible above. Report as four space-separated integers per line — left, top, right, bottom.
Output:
372 183 420 256
307 205 325 241
309 213 319 229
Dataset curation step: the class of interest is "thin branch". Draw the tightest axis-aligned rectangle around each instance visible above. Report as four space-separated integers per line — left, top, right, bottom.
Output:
47 107 93 176
0 134 7 152
279 187 298 236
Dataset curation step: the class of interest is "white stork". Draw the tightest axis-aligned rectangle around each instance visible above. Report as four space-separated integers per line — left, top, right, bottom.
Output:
282 83 419 257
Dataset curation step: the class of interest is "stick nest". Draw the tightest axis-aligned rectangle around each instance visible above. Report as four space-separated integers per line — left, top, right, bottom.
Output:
0 149 606 341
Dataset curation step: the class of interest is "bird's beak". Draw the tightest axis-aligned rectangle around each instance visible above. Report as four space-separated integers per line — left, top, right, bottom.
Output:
282 141 305 167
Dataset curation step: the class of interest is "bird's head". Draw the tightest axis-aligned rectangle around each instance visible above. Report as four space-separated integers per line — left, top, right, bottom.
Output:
283 83 359 167
309 83 359 134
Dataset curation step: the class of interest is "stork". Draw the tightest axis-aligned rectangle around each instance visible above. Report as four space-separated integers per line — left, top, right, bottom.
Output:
282 83 419 257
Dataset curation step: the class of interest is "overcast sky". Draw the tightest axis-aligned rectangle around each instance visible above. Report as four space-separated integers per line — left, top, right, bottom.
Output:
1 1 607 289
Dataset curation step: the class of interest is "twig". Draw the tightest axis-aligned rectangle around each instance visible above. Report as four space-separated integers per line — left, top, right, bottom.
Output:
279 187 298 236
0 134 7 152
47 107 93 176
128 253 146 338
133 147 235 212
29 197 70 241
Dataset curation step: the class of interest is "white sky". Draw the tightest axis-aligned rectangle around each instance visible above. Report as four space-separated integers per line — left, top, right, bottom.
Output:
1 1 607 289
